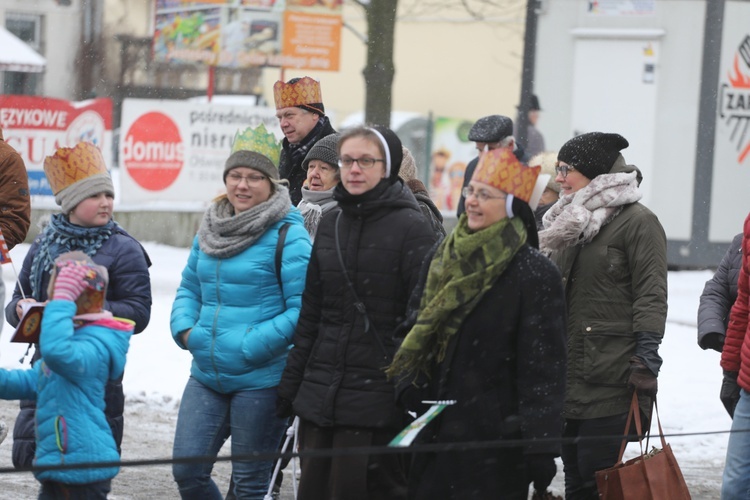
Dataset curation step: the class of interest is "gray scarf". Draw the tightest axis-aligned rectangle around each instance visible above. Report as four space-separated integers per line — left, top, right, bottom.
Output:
198 186 291 258
298 186 338 239
539 171 641 255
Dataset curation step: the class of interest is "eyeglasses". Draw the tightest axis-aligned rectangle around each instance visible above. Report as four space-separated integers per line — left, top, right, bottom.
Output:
226 173 267 186
462 186 507 203
338 157 385 170
554 164 576 179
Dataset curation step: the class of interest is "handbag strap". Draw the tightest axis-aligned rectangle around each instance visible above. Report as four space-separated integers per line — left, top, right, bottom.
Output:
333 210 392 362
615 391 645 464
652 396 668 450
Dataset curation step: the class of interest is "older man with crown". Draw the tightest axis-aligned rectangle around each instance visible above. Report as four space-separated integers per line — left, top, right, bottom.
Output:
274 76 336 205
388 147 567 500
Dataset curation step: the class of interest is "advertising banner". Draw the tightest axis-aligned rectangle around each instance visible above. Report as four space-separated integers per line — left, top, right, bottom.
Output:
119 98 281 204
0 96 113 197
427 117 477 215
153 0 341 71
711 2 750 241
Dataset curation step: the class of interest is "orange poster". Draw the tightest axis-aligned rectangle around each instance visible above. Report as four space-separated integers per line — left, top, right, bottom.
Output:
281 10 341 71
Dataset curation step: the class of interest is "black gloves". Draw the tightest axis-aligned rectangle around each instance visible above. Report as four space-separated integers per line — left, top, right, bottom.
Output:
275 397 293 419
627 357 658 398
721 371 741 418
701 332 725 352
525 454 557 493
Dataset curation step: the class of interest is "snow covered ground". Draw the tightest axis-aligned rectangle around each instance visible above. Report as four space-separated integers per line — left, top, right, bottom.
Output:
0 241 731 497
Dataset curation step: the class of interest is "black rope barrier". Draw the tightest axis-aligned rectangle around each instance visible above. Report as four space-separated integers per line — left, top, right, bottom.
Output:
0 427 744 476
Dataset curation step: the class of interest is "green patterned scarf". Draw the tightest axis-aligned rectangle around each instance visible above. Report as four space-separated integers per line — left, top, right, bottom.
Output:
386 215 527 381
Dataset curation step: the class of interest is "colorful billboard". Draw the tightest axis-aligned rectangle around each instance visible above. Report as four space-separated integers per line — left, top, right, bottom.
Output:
153 0 341 71
0 96 113 197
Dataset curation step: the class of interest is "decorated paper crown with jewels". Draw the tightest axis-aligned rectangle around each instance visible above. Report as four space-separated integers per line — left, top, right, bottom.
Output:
43 142 114 214
44 142 108 195
273 77 324 114
472 147 541 203
231 123 281 165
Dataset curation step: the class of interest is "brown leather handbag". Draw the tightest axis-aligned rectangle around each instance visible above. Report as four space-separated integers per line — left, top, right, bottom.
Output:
595 392 692 500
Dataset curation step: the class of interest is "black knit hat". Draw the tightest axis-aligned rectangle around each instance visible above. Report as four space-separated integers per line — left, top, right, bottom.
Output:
302 133 340 170
287 77 325 116
369 125 403 181
557 132 629 180
467 115 513 143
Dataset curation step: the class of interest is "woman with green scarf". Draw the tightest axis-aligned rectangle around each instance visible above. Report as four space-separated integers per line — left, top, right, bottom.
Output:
388 147 567 500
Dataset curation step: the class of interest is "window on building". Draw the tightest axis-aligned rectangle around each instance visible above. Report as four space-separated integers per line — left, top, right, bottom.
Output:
3 13 44 95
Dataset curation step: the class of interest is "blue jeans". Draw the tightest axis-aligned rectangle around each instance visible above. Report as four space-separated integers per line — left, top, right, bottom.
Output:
172 377 287 500
722 388 750 499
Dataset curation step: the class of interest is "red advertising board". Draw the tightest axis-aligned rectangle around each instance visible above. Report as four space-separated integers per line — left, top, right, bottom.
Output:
0 96 113 196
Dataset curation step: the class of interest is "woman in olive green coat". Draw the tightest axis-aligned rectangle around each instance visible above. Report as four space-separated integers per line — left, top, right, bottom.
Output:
539 132 668 500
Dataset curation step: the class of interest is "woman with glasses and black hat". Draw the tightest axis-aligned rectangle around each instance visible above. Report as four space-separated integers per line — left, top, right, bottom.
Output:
539 132 668 500
277 125 437 499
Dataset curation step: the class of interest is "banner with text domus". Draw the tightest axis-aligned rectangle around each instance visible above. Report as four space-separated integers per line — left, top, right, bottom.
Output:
0 95 113 197
119 98 282 204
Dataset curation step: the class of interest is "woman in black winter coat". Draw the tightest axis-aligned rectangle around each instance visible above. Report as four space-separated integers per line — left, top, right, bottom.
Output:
388 147 567 500
277 125 437 499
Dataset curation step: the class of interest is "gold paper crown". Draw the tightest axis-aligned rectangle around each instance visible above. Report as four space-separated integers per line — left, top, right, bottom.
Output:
273 77 322 110
231 124 282 166
472 147 541 203
43 142 108 195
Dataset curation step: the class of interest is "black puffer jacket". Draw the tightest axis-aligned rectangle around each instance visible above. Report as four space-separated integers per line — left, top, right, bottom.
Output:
698 232 743 351
278 180 436 429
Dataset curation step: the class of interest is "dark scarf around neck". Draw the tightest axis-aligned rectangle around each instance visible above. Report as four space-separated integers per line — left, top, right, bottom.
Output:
29 213 116 299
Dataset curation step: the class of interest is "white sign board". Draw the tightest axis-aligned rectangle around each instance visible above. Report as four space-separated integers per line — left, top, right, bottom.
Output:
119 99 282 204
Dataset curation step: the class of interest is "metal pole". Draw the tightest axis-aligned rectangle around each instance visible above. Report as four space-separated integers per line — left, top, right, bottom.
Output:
689 0 725 253
517 0 539 152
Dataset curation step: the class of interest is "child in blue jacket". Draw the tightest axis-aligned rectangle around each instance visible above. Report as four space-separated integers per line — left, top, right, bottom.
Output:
0 251 134 499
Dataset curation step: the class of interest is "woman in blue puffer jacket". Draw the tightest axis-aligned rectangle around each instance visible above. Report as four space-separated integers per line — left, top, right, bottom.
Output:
170 125 311 500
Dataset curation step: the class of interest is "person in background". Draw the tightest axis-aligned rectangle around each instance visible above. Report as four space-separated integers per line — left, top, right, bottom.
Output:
5 142 152 469
698 233 742 353
428 147 451 211
539 132 668 500
277 125 436 500
456 114 527 217
298 133 341 240
527 151 561 230
170 125 311 499
399 145 446 238
0 252 133 499
274 76 336 206
720 215 750 497
389 147 566 500
0 126 31 446
699 233 743 419
514 94 546 158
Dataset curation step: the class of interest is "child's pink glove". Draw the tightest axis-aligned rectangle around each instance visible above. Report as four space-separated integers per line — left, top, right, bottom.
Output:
52 264 88 302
